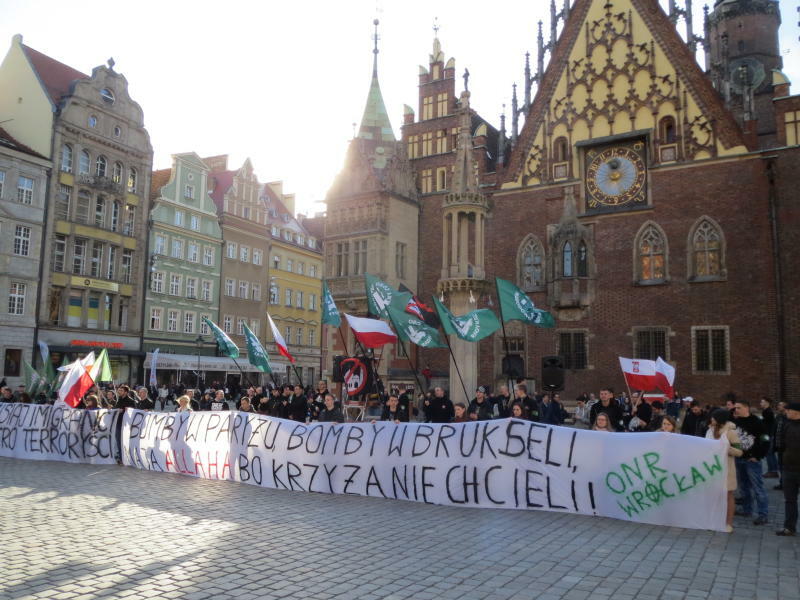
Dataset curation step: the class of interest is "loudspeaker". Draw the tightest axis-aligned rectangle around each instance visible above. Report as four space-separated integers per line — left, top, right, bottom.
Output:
541 355 565 391
332 355 346 383
502 355 525 379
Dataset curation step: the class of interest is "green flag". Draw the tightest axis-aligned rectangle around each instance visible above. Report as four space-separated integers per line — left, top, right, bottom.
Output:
365 273 408 318
243 323 272 373
433 296 501 342
203 317 240 358
386 304 447 348
95 349 113 382
23 360 43 395
495 277 555 328
321 280 341 327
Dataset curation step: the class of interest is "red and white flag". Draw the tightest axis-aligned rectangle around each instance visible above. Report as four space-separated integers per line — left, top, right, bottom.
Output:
267 313 295 363
618 357 657 392
58 351 111 408
655 357 676 398
344 313 397 348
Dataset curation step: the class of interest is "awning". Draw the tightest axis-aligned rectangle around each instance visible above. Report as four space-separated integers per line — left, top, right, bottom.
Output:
143 352 289 373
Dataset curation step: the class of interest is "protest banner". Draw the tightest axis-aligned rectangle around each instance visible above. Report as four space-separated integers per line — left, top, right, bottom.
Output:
121 410 728 531
0 402 119 464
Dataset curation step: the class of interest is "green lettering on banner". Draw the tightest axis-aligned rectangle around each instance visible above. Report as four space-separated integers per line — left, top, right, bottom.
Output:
603 450 723 517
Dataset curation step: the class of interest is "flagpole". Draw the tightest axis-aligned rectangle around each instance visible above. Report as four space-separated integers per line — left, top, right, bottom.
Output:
230 357 258 390
384 311 425 395
494 278 516 403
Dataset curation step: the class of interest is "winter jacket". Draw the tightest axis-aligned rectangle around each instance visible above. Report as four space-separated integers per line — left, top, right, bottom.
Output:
733 414 769 460
777 418 800 472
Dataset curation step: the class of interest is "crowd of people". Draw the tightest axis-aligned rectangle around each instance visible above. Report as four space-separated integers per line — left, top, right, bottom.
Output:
1 377 797 537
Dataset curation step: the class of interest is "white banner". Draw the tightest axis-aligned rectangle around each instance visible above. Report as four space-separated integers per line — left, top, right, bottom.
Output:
122 411 728 531
0 403 120 464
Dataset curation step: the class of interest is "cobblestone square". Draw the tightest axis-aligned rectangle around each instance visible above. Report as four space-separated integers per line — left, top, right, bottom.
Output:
1 457 798 600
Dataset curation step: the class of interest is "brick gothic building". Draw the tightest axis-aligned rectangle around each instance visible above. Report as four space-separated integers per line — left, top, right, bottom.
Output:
325 0 800 402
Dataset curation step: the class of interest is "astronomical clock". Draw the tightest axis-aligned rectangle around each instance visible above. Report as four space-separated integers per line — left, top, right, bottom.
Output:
584 139 647 212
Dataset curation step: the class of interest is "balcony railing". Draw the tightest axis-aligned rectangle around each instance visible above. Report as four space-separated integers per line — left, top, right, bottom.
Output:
78 174 124 195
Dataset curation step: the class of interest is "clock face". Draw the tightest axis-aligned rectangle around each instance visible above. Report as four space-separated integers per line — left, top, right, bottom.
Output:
585 144 647 209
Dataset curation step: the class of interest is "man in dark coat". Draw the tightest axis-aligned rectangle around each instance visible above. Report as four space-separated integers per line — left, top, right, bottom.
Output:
423 386 454 423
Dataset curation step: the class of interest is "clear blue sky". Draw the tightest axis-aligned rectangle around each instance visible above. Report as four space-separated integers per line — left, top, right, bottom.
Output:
1 0 797 215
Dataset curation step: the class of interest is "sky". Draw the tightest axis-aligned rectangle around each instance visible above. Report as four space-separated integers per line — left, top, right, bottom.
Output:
1 0 798 216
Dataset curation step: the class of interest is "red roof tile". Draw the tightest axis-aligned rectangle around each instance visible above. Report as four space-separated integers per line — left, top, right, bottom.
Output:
21 43 88 105
149 168 172 200
208 170 235 210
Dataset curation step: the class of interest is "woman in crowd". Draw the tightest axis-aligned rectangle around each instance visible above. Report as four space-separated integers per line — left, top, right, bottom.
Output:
593 412 615 432
510 402 527 420
706 408 743 533
660 415 678 433
199 392 214 411
84 395 99 410
102 389 117 409
176 395 193 413
453 402 469 423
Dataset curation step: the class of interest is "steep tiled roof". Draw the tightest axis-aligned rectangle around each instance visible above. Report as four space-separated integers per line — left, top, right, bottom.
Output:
149 168 171 200
0 127 47 159
21 43 88 105
208 170 235 210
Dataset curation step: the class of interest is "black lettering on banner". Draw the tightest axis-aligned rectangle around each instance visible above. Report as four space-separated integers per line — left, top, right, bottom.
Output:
545 429 561 467
304 463 320 491
446 466 466 504
238 454 262 484
480 423 499 459
344 426 363 455
230 413 245 445
412 425 434 457
513 467 520 508
148 449 164 472
546 476 567 510
464 466 479 504
567 430 577 471
485 465 505 506
216 414 234 443
128 411 145 440
369 423 385 457
421 466 436 504
305 425 324 454
527 423 546 461
499 420 525 457
388 425 407 457
435 425 455 458
160 415 175 441
322 425 344 454
343 464 360 495
0 426 17 450
365 466 386 498
571 480 578 511
245 416 262 447
392 465 409 499
288 424 307 451
459 423 478 457
205 413 222 442
262 420 281 450
238 453 252 482
525 469 544 508
185 412 203 442
174 413 191 441
323 464 337 494
271 459 288 489
588 482 596 511
286 461 305 491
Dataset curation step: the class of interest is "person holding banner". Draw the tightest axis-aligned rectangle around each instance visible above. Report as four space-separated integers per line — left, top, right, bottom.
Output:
423 387 454 423
592 413 615 432
706 409 744 533
378 394 410 423
590 388 623 431
319 394 344 423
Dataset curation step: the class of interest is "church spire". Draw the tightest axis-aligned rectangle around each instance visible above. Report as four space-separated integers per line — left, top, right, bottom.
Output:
357 18 395 143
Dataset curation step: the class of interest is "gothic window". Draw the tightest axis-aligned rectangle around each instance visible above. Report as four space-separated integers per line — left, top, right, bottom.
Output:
659 116 677 144
689 217 726 281
635 222 667 283
553 137 569 162
517 235 544 291
562 241 573 277
577 241 588 277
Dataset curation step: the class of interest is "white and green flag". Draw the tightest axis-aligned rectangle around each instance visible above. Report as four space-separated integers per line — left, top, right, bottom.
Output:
321 280 341 327
495 277 555 328
365 273 410 318
433 296 501 342
244 323 272 373
386 303 446 348
203 317 240 358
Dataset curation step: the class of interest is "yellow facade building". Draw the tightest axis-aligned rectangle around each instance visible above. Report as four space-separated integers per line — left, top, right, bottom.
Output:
265 183 323 386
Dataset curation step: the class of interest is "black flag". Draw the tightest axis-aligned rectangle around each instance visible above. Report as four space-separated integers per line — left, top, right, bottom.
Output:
398 283 441 328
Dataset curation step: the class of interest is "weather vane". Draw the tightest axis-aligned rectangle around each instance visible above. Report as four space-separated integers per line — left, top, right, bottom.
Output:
433 16 440 37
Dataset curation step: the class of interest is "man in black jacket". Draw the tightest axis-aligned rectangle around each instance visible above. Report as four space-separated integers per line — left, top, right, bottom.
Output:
468 387 494 421
423 387 454 423
733 398 769 525
514 384 539 422
775 402 800 536
680 401 708 437
590 388 623 431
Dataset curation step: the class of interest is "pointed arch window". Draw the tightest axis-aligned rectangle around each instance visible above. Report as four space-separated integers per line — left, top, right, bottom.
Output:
554 137 569 162
690 218 726 280
659 116 677 144
518 236 545 291
562 241 574 277
636 223 667 283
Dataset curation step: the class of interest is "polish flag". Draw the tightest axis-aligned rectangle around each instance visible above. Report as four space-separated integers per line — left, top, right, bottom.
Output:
655 357 676 398
344 314 397 348
58 352 96 408
618 357 657 392
268 313 295 363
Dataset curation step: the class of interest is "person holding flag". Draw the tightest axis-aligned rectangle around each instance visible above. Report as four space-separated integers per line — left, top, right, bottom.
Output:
57 349 113 408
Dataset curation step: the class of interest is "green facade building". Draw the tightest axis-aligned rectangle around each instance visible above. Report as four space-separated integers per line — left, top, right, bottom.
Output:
143 153 222 384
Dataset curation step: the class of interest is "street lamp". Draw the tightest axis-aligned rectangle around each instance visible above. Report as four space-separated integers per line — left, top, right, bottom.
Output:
195 334 204 393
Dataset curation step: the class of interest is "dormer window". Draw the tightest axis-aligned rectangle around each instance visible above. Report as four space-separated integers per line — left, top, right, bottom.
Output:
100 89 115 105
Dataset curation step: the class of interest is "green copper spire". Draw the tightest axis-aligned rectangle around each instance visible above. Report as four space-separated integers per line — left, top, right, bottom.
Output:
357 19 396 144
